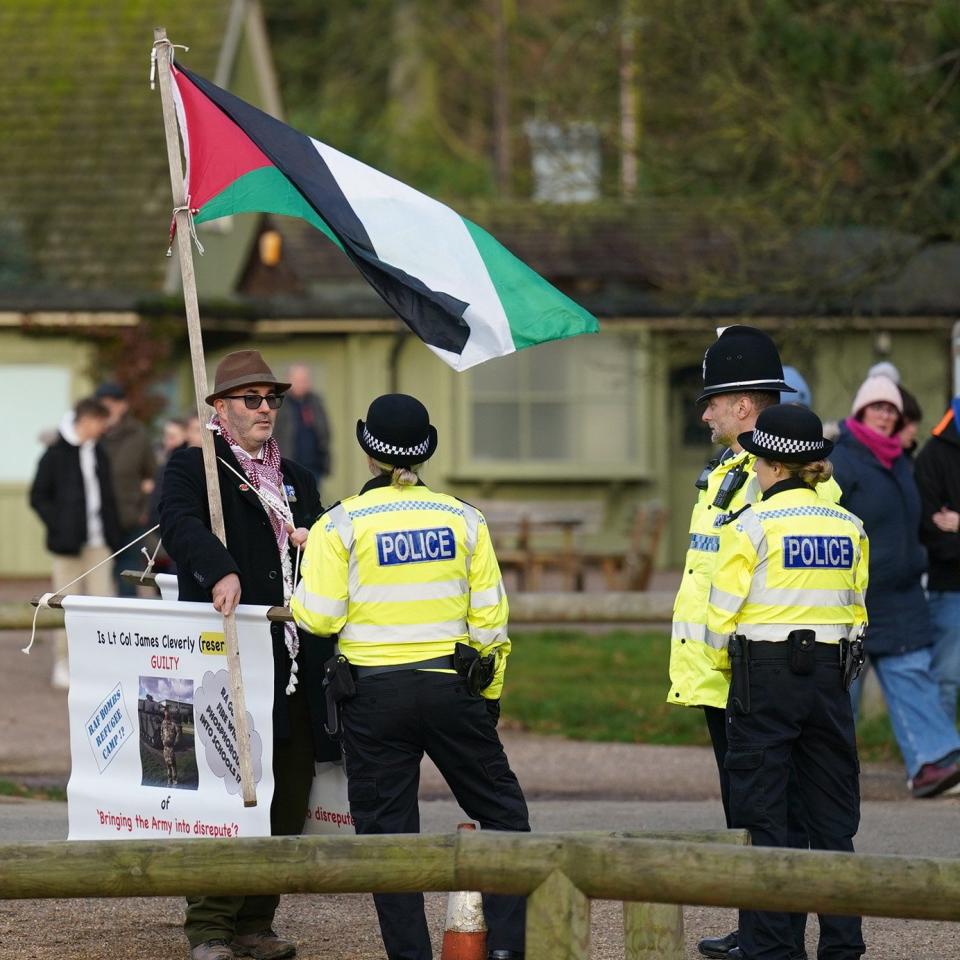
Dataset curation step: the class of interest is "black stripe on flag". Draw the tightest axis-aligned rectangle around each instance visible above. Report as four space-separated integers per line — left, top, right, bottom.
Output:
179 67 470 355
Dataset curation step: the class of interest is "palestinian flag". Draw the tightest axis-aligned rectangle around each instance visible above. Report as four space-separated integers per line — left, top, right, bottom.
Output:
170 63 598 371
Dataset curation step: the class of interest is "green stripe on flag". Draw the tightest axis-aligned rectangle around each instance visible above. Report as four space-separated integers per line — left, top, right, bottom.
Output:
463 218 598 350
195 166 344 251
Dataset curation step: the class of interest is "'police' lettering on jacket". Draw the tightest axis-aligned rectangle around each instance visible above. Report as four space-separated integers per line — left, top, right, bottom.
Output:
376 527 456 566
782 535 853 569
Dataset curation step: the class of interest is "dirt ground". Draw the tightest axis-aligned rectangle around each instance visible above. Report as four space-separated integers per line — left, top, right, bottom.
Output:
1 580 956 959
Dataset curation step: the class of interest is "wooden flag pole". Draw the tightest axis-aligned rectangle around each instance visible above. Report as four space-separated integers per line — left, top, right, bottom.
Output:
152 27 257 807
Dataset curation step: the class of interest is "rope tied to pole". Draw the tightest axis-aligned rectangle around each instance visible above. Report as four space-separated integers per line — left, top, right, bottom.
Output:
167 197 205 257
149 38 189 90
23 525 160 655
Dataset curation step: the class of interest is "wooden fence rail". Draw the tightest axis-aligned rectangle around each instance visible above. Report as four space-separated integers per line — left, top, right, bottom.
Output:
6 591 675 632
1 831 959 960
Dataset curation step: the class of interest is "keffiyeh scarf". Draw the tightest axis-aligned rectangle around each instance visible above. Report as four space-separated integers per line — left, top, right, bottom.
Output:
209 415 300 692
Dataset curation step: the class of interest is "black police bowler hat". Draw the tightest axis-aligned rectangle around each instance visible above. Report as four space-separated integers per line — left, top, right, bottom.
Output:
738 404 834 463
356 394 438 467
697 326 796 404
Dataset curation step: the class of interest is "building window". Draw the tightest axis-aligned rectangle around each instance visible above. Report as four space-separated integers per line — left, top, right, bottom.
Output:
460 334 644 477
1 364 71 483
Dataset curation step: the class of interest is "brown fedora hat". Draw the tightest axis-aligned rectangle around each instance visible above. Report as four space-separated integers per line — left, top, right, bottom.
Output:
205 350 291 405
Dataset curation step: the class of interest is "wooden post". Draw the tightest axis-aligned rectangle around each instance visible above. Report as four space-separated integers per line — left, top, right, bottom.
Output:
151 27 256 807
623 902 683 960
525 870 590 960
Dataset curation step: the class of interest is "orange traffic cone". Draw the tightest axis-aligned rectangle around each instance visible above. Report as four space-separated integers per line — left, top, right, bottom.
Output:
440 823 487 960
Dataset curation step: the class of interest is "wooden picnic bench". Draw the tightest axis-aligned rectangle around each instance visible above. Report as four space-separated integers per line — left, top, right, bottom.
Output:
474 499 667 592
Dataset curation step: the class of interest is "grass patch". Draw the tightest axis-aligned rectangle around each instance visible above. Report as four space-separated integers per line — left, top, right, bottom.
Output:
501 629 900 764
0 779 67 802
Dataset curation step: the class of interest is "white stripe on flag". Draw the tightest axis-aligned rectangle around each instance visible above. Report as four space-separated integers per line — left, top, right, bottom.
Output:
310 138 515 370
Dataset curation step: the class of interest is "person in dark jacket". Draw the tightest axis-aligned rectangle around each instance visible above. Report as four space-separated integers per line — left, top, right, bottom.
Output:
830 375 960 798
96 382 157 596
272 364 331 489
159 350 336 960
29 397 124 688
915 400 960 723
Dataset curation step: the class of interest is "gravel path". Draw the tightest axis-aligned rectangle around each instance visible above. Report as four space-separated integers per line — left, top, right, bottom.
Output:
1 617 957 958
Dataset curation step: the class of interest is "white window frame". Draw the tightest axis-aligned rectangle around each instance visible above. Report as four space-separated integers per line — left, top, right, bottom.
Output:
452 331 650 481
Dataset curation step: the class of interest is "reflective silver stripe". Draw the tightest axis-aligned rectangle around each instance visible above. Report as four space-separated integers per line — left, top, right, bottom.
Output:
340 620 468 643
294 585 348 619
462 503 481 576
469 624 508 645
738 622 848 643
353 580 468 603
670 620 729 651
736 509 767 556
470 581 505 608
327 503 355 552
745 586 856 608
707 586 745 614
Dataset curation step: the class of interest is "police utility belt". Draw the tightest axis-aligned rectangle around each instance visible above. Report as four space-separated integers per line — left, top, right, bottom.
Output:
321 642 496 738
727 630 865 715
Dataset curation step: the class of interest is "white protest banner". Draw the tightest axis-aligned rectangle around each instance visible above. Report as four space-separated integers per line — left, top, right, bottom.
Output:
303 759 355 835
64 595 275 841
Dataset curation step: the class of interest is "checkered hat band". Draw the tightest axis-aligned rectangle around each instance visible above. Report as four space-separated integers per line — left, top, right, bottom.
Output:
363 425 430 458
752 428 824 455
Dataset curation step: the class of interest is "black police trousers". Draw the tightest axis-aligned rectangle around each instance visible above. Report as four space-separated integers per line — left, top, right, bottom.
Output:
342 669 530 960
725 653 864 960
704 706 809 952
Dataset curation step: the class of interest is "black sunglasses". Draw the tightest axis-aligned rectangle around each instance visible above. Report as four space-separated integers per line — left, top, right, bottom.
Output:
222 394 284 410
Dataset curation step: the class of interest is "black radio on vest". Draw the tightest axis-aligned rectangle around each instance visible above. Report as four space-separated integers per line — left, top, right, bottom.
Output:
713 463 748 509
695 457 721 491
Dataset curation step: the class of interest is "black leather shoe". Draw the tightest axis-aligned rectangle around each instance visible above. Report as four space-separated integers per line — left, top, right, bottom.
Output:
698 931 738 958
726 947 807 960
488 952 523 960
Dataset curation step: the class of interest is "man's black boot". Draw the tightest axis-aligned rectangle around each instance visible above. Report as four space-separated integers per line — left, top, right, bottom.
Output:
697 930 738 958
488 952 523 960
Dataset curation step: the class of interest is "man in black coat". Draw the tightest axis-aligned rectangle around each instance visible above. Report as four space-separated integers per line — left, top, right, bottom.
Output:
30 396 124 688
160 350 335 960
916 401 960 724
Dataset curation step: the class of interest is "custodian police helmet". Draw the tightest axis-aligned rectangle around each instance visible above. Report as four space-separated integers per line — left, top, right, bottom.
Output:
697 325 796 404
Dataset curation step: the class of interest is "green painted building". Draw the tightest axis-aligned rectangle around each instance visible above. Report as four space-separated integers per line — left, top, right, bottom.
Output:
3 2 958 581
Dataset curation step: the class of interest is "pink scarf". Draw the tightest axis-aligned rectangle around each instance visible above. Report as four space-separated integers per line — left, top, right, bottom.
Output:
845 416 902 470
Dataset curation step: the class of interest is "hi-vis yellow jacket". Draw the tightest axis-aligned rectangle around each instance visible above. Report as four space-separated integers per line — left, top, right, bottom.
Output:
706 485 869 652
290 479 510 699
667 451 842 709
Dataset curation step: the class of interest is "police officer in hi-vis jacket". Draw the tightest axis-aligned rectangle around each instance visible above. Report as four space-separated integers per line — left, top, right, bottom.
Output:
291 394 528 960
707 403 868 960
668 326 845 959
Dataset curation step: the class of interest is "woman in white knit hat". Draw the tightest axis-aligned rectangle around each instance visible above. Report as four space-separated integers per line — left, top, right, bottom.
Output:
830 374 960 798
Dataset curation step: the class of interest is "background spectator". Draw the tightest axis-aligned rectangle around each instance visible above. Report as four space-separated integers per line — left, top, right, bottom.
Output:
95 382 157 595
897 385 923 459
145 417 191 574
184 414 203 448
830 374 960 797
915 399 960 723
29 397 123 688
273 363 331 489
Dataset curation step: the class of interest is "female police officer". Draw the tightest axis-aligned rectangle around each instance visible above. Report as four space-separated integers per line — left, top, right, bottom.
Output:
706 404 868 960
291 393 528 960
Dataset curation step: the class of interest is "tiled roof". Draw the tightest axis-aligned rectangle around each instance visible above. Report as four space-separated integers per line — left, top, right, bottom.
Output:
0 1 232 298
